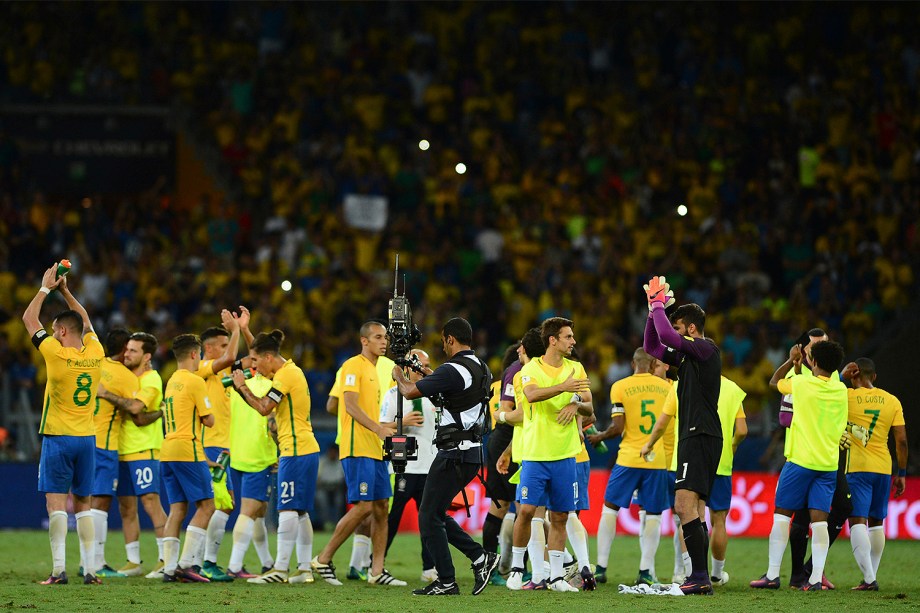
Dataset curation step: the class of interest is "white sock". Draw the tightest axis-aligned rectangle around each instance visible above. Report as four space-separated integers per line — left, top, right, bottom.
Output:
682 552 692 576
673 516 684 576
126 541 141 565
596 506 617 568
253 517 274 569
638 509 647 557
156 537 165 561
808 521 830 585
275 511 298 572
228 515 255 573
179 525 206 569
641 514 662 575
75 511 96 575
205 510 230 564
549 550 564 582
767 514 791 579
528 518 546 583
499 512 515 570
566 512 590 569
849 523 875 583
350 534 371 570
868 525 885 575
48 511 68 576
511 546 526 570
712 556 725 579
297 513 314 570
90 509 108 570
562 548 574 564
163 537 180 574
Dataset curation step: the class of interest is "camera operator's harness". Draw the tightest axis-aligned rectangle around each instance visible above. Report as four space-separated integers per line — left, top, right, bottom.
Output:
432 353 497 516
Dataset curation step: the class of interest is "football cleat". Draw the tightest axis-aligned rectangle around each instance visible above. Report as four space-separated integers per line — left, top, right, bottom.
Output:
83 573 102 585
310 557 343 586
562 559 579 582
506 568 525 590
347 566 368 581
227 567 259 579
471 552 500 595
201 561 234 582
146 561 165 579
679 573 713 595
489 573 507 586
117 561 145 577
801 581 829 592
412 579 460 596
162 572 178 583
595 565 607 584
247 569 288 584
96 564 126 578
522 579 547 590
750 574 781 589
175 565 210 583
580 566 597 591
288 569 314 584
851 580 879 591
711 571 729 586
368 569 406 586
40 572 68 585
548 577 579 592
635 569 656 586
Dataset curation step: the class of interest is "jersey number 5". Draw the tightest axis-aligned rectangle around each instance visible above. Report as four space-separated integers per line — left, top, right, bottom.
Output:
639 399 656 435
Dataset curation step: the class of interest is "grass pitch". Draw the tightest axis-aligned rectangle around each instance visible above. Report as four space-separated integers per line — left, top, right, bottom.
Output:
0 530 915 612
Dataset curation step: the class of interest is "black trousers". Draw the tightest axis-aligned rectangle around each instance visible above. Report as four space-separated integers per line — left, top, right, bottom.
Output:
418 450 485 583
385 472 435 571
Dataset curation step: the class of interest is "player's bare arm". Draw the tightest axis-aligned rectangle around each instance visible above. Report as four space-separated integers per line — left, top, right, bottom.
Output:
640 411 672 458
769 345 803 389
588 413 624 446
523 369 590 404
57 276 94 333
21 266 63 335
894 424 908 497
207 309 243 373
344 390 395 440
232 369 277 416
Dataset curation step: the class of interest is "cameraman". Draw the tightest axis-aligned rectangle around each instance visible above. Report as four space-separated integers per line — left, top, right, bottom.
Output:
392 318 500 596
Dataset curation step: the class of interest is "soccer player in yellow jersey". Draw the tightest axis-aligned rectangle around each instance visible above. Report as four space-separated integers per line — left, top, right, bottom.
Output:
842 358 908 591
232 329 320 585
23 266 105 585
161 334 215 583
113 332 167 578
510 317 593 593
591 348 671 586
312 322 405 587
88 328 157 577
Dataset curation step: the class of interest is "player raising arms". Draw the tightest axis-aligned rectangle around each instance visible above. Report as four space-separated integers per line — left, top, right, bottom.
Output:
22 265 104 585
161 334 216 583
643 277 722 596
232 330 320 585
842 358 909 591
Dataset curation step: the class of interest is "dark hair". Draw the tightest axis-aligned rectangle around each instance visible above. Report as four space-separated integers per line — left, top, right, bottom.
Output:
104 327 131 357
501 342 521 371
442 317 473 346
810 340 845 374
200 327 230 343
171 334 201 359
129 331 158 356
808 328 827 338
540 317 573 349
855 357 876 378
252 329 285 355
52 310 83 336
521 326 546 359
360 320 385 339
670 304 706 332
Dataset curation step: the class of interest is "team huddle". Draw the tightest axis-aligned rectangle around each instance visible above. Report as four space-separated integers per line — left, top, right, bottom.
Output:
23 265 908 595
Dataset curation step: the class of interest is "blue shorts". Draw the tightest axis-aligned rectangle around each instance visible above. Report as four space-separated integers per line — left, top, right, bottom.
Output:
161 461 213 504
515 463 547 506
231 466 273 502
847 472 892 520
117 458 161 496
92 448 119 496
576 461 590 511
604 465 670 514
667 471 676 508
342 456 391 503
774 462 836 513
278 454 319 511
205 447 233 492
38 435 95 497
708 475 733 512
519 458 578 512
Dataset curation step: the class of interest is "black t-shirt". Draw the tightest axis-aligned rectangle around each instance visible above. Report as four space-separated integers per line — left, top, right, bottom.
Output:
664 336 722 440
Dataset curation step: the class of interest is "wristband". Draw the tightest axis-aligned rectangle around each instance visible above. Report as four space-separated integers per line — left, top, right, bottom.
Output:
898 468 907 477
38 287 51 295
498 411 507 424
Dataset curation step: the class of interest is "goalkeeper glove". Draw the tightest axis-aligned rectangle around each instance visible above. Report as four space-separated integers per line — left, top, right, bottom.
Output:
839 430 852 450
644 276 675 308
848 423 870 446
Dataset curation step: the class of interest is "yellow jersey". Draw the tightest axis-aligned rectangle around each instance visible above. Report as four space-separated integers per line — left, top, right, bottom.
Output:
610 373 672 469
519 357 585 461
120 369 164 460
662 385 679 471
716 376 747 476
266 360 319 457
196 359 232 450
339 354 383 460
161 369 212 462
331 366 344 446
94 358 137 450
489 380 502 424
510 370 529 464
662 380 677 468
847 386 905 475
36 331 104 436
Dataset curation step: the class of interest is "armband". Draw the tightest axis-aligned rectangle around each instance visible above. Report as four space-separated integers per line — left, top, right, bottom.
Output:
898 468 907 477
498 411 507 424
266 388 283 403
31 329 50 349
231 359 244 373
611 403 625 415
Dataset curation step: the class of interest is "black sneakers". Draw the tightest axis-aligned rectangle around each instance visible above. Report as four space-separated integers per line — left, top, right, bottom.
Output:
413 579 461 596
471 552 500 596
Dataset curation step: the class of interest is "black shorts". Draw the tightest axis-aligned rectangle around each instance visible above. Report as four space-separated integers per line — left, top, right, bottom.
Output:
486 425 517 503
674 434 722 501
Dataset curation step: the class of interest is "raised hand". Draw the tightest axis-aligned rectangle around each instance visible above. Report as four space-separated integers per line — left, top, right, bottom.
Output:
221 309 239 331
236 305 251 329
840 362 859 380
644 276 674 308
789 344 803 365
41 266 63 290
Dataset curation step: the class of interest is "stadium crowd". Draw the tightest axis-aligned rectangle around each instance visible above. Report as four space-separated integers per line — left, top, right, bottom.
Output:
1 3 919 448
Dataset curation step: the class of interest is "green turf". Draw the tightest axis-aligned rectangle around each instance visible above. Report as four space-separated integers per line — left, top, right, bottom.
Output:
0 530 915 612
